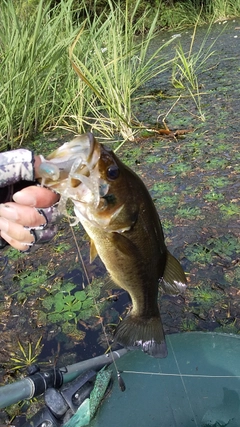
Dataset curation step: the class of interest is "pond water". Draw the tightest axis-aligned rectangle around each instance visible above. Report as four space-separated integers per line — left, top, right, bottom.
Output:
0 18 239 422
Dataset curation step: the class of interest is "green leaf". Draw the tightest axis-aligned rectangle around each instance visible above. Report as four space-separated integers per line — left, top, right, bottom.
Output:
62 283 77 293
82 298 94 309
42 296 54 310
74 291 87 302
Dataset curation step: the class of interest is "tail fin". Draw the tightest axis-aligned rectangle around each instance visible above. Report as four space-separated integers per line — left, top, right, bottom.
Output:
114 315 167 358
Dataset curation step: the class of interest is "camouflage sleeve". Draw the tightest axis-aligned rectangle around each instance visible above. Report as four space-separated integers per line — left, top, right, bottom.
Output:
0 149 34 187
0 149 61 251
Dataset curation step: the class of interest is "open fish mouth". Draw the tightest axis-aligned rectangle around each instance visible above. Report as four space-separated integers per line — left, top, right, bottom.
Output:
39 133 109 209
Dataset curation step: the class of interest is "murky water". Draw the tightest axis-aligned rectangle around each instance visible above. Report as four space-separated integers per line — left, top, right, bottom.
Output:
130 18 240 333
0 17 239 422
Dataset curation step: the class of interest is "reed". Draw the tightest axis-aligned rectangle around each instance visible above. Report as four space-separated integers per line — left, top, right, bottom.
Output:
0 0 173 146
2 0 239 148
171 16 217 90
67 0 174 140
0 0 79 148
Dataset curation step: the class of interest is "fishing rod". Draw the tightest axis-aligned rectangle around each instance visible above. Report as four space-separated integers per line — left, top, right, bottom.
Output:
0 348 127 427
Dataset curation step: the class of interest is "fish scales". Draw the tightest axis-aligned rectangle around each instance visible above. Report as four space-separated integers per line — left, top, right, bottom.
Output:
39 133 187 358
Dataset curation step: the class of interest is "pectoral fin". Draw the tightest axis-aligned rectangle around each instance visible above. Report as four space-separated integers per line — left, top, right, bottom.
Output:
162 250 187 294
102 276 121 290
90 239 98 263
111 232 139 257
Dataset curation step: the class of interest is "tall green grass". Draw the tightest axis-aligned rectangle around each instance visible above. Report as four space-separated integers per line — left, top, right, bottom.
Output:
2 0 240 149
156 0 240 28
205 0 240 20
68 0 174 140
0 0 174 147
171 17 217 90
0 0 79 148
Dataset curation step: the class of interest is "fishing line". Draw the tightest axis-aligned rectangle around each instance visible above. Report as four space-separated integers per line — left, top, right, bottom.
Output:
69 218 90 289
169 338 199 427
69 220 126 392
120 371 240 379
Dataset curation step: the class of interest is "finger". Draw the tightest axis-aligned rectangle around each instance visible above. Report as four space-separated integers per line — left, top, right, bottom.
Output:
13 186 59 208
0 230 31 251
0 218 34 247
0 203 46 227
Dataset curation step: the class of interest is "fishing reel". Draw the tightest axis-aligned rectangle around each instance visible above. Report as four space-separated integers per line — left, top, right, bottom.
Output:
22 367 98 427
0 349 127 427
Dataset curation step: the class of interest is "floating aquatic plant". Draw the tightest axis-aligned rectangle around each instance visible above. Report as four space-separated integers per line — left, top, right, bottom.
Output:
207 235 240 260
39 279 108 330
219 202 239 217
180 318 197 332
176 206 203 220
192 284 224 308
203 190 224 202
185 243 213 265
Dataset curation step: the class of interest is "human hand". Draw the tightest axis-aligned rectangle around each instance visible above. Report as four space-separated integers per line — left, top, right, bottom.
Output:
0 186 60 251
0 150 60 251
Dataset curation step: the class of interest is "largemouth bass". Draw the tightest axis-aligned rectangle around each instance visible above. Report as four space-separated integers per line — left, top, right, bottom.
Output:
39 133 187 358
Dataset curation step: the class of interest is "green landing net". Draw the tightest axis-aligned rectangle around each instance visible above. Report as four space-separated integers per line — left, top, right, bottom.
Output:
63 367 112 427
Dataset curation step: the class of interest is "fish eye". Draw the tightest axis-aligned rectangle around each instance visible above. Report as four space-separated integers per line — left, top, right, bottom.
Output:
107 164 120 180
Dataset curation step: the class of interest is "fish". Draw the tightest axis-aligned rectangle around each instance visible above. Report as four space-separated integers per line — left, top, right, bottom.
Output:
39 132 187 358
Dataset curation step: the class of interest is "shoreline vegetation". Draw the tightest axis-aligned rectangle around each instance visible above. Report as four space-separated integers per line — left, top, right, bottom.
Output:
1 0 240 147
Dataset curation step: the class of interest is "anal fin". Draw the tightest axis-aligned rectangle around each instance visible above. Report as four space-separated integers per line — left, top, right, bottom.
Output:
162 250 187 295
102 276 121 291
